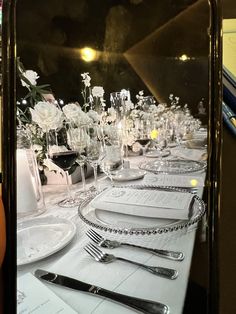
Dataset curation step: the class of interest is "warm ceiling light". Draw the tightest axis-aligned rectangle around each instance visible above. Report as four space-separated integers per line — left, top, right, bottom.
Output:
179 54 189 61
80 47 97 62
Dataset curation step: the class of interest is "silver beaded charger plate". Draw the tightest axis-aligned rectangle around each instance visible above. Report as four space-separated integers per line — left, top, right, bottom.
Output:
139 159 206 175
78 185 206 235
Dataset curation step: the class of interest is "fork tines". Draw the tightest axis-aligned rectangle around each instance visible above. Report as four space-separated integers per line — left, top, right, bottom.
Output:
86 229 103 244
84 242 103 260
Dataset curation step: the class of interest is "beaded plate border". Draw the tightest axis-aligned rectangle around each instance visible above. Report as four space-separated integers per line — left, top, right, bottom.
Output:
77 185 206 235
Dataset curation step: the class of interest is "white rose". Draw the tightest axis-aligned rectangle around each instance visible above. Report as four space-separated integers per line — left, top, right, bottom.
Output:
21 70 39 87
87 109 100 122
62 103 81 123
30 101 64 132
124 100 134 111
92 86 104 98
76 109 92 126
156 104 165 112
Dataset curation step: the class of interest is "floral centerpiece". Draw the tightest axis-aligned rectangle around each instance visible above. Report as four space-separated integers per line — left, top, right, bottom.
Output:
17 59 202 181
17 61 110 183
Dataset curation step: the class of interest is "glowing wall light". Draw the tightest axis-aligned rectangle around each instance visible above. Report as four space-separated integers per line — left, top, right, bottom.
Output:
80 47 97 62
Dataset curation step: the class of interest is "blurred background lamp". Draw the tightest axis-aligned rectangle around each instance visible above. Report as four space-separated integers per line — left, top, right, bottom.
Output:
80 47 97 62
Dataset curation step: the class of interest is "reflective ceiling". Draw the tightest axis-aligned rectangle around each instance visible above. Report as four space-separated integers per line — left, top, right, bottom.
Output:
16 0 210 117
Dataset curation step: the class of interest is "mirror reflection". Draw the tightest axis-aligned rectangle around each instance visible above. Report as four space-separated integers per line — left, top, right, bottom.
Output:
16 1 210 314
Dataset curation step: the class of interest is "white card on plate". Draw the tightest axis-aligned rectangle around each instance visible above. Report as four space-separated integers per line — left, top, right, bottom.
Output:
91 187 194 220
17 273 77 314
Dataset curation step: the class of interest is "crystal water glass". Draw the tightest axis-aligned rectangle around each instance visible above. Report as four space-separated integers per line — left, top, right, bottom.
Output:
67 124 90 197
85 124 106 191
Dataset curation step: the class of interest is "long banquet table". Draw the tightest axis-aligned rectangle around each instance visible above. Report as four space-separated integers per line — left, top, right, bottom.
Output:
17 153 206 314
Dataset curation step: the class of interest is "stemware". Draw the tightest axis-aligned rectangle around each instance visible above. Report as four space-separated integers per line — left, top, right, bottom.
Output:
47 125 80 207
85 124 106 191
100 125 123 183
110 90 131 159
134 119 152 156
67 124 90 197
150 128 170 159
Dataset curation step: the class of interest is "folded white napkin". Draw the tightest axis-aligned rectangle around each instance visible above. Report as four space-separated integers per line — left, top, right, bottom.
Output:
91 187 194 220
170 147 207 161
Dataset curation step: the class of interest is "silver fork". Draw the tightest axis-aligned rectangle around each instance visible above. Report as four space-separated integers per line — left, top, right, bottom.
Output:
84 242 178 280
86 229 184 261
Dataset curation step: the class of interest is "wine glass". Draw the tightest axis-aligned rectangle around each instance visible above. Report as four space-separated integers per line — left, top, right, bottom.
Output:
110 90 131 159
100 125 123 184
84 124 106 191
47 126 80 207
150 128 169 159
67 124 90 198
134 119 152 156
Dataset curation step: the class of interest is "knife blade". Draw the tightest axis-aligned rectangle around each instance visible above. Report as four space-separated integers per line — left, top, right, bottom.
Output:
34 269 169 314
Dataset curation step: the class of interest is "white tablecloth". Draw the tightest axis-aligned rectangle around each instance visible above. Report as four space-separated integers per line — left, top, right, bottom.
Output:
17 155 206 314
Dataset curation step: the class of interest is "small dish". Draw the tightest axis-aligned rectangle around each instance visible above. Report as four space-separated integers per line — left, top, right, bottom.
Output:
111 168 146 182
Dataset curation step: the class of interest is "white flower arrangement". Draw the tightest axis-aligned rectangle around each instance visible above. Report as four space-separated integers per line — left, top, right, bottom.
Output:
17 59 202 169
92 86 104 98
29 101 64 132
62 102 92 126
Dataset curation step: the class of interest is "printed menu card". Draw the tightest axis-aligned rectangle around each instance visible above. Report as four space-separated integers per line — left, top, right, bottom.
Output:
91 187 194 220
143 174 205 187
17 273 77 314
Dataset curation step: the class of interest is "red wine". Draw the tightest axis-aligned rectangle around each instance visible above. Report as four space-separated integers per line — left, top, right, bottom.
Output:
51 151 78 170
136 139 150 146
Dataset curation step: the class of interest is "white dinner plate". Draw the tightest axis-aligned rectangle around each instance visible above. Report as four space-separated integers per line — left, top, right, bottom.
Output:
17 216 76 266
111 168 146 182
145 150 170 158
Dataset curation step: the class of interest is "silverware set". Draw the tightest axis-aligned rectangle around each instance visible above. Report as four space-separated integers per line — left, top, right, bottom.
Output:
86 228 184 261
84 242 178 279
84 228 183 280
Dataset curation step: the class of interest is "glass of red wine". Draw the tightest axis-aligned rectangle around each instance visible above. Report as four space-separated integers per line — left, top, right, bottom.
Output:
134 119 151 156
47 126 80 208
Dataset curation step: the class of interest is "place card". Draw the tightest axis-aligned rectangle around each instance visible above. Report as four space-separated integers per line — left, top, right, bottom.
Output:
17 273 77 314
143 174 205 187
92 187 194 220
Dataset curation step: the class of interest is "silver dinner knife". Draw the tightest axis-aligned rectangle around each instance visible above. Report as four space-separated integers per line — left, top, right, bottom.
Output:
34 269 169 314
